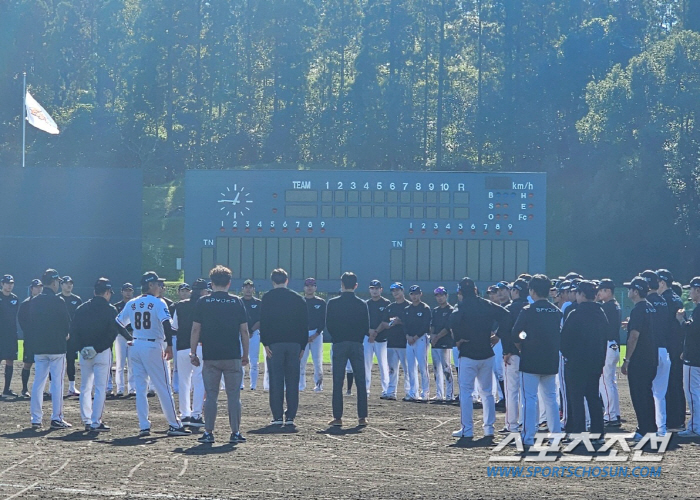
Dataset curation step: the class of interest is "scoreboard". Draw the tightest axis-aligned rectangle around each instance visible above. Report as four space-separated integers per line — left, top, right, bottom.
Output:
184 170 546 291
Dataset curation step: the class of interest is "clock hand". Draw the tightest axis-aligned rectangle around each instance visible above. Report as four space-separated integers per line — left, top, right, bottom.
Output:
232 192 241 205
218 199 236 203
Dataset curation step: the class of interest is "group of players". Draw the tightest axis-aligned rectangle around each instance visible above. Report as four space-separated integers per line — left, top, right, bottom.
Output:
2 265 700 446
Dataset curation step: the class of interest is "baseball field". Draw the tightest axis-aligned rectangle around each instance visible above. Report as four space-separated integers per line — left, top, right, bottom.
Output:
0 361 691 499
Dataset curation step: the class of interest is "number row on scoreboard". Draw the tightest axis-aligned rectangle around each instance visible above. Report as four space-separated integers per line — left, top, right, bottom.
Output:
200 237 342 281
389 239 529 283
285 190 469 205
285 205 469 219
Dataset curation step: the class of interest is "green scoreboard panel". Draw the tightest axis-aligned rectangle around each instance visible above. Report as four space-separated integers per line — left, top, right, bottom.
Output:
184 170 546 291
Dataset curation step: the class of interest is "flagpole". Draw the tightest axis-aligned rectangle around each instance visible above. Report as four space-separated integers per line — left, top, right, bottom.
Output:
22 72 26 168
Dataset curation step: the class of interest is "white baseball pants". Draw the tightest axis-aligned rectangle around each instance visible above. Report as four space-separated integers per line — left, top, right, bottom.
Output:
683 364 700 434
406 335 429 400
457 356 495 437
652 347 671 435
243 329 267 390
503 354 521 431
299 331 324 391
176 346 204 419
130 340 180 430
363 337 389 396
432 347 454 400
522 372 560 445
599 342 620 422
31 354 66 424
387 348 411 397
80 348 111 426
113 334 134 393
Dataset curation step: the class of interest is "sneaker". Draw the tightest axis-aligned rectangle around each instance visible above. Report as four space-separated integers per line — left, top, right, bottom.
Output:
314 384 323 393
538 421 548 429
677 429 700 438
605 417 622 428
230 432 247 443
498 427 511 434
345 390 352 396
147 390 156 398
31 423 42 429
452 429 473 439
139 428 151 437
21 389 30 398
328 418 343 427
114 391 124 398
385 394 397 401
284 419 295 427
495 400 506 410
3 390 17 397
668 426 686 433
250 387 256 391
188 417 205 428
128 391 136 397
402 396 415 402
591 438 605 446
626 432 644 442
84 424 92 431
270 419 284 426
167 425 191 436
198 432 215 443
68 389 80 397
50 419 72 429
90 423 110 432
43 392 51 400
181 416 191 425
358 418 369 426
472 401 482 409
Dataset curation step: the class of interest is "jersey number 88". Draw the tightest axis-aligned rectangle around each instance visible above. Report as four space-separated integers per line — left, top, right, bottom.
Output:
134 312 151 330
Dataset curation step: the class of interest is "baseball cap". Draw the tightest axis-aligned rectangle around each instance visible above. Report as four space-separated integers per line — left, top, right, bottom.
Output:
597 279 615 290
94 278 113 294
487 285 498 294
369 280 382 288
570 278 582 291
1 275 14 284
624 276 649 294
30 279 42 287
140 271 165 287
121 282 134 291
656 269 674 284
390 282 404 290
434 286 447 295
672 282 683 296
178 283 191 291
575 280 598 296
304 278 317 286
409 285 421 294
640 270 659 289
60 276 73 284
243 279 254 286
565 272 583 281
458 277 476 293
495 281 510 290
685 277 700 289
511 279 528 292
192 278 208 290
518 274 533 282
558 280 572 291
41 269 60 285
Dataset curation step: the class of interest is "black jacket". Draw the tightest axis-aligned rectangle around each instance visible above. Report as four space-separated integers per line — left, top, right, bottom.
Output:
682 305 700 367
503 298 528 355
326 292 369 343
0 292 19 337
663 289 685 358
72 296 130 354
260 287 308 351
512 300 562 375
21 288 70 355
449 295 510 360
647 292 670 349
561 301 608 375
172 298 197 351
600 299 621 343
403 302 432 338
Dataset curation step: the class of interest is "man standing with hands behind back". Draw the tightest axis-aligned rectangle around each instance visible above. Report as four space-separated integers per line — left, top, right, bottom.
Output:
326 272 370 427
260 269 308 427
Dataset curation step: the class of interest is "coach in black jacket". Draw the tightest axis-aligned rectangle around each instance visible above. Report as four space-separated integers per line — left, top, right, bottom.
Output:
561 280 608 437
326 272 370 427
260 268 308 426
72 278 130 432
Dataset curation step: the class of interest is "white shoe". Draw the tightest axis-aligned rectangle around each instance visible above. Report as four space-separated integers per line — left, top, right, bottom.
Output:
452 429 472 438
677 429 700 438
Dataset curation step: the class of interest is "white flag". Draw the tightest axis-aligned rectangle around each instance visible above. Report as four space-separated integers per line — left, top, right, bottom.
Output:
25 91 59 134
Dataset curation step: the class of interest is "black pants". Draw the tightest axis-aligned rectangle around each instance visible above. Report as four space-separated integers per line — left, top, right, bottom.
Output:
332 341 367 420
565 368 604 435
66 352 77 382
628 362 658 435
268 342 302 421
666 355 686 429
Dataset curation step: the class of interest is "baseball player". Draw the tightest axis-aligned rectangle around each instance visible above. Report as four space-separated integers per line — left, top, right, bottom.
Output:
596 279 622 427
116 271 190 437
511 274 562 446
0 275 19 397
58 276 82 396
621 276 658 441
18 279 43 398
172 279 205 428
640 270 671 436
404 285 431 401
658 269 686 432
677 277 700 437
501 278 529 433
72 278 130 432
20 269 72 429
241 279 267 391
377 283 412 401
364 280 390 398
430 287 454 402
300 278 325 392
111 283 135 397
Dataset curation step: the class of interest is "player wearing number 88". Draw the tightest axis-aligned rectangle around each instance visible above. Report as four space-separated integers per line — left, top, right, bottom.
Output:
116 272 190 437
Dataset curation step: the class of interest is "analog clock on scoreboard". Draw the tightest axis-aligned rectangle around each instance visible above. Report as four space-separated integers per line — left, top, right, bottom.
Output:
184 170 546 292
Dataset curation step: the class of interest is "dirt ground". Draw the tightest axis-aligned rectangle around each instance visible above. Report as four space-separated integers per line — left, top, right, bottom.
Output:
0 364 696 499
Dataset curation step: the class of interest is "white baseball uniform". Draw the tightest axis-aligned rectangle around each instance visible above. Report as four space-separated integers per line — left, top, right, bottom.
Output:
116 294 180 430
